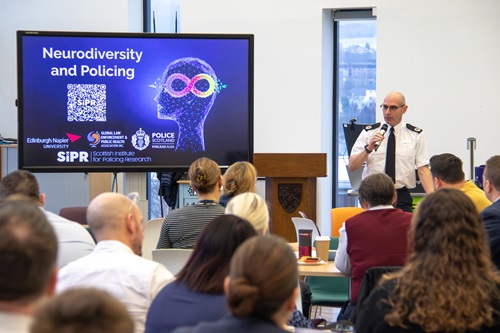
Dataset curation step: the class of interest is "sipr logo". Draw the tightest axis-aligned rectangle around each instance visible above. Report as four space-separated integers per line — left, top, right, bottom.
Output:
131 128 150 151
87 131 100 147
77 98 97 106
57 151 89 163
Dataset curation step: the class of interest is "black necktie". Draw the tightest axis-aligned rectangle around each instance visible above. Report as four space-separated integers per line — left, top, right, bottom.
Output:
385 127 396 183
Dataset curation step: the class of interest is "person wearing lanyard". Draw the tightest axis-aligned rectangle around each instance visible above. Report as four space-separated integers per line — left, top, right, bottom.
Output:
348 91 434 212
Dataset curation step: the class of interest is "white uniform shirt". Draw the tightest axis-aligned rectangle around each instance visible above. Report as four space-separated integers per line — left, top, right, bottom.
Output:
351 121 430 189
42 209 96 268
57 240 174 333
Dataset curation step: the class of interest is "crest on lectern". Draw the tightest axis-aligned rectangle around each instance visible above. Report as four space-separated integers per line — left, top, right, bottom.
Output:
278 183 302 213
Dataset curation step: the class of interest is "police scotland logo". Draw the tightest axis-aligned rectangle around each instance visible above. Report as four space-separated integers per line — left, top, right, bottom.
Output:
131 128 150 151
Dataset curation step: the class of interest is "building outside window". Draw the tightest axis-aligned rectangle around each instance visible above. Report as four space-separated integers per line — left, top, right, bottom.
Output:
334 14 376 207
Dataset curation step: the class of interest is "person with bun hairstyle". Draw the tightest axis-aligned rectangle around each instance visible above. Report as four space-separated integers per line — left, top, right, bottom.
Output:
225 192 312 325
356 189 500 333
157 157 225 248
172 236 299 333
146 215 257 333
219 161 257 207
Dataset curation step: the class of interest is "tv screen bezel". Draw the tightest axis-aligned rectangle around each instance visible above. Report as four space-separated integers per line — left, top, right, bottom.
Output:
17 30 254 173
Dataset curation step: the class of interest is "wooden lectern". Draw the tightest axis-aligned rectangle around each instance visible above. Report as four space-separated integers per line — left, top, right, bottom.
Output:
253 153 327 242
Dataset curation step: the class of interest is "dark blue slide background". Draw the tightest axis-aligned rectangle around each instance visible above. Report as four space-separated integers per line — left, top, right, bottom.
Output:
19 33 252 171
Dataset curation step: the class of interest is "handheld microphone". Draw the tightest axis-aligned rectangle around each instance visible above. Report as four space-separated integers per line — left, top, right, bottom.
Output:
373 124 388 151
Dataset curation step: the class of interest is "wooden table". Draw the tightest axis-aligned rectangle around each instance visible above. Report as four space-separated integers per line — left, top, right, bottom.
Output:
297 261 346 277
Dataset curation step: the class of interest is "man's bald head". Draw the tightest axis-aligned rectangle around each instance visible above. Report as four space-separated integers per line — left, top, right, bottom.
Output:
87 193 143 255
385 91 406 105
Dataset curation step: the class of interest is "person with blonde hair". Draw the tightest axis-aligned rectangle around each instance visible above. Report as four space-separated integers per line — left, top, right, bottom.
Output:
30 288 134 333
172 236 299 333
356 188 500 333
225 192 312 326
157 157 225 248
225 192 269 235
220 161 257 207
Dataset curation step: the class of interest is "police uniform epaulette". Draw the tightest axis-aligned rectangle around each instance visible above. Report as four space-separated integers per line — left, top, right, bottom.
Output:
363 122 381 131
406 123 423 133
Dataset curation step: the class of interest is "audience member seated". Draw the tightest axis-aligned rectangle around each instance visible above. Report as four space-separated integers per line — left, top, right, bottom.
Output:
481 155 500 269
30 288 134 333
356 189 500 333
0 199 58 333
219 161 257 207
157 157 225 249
430 153 491 212
172 235 299 333
0 170 95 268
57 192 174 333
225 192 312 327
145 215 257 333
335 173 412 318
225 192 269 235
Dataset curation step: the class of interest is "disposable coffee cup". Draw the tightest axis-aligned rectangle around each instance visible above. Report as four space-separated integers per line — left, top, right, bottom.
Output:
314 236 331 261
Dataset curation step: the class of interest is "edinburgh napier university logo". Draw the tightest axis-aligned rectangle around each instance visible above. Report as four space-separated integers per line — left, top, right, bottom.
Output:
278 183 302 213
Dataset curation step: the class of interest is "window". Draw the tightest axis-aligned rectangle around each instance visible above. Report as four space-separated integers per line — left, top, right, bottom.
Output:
333 10 376 207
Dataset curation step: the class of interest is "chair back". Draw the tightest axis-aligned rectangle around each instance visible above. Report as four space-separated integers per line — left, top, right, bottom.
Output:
59 206 88 225
142 218 164 260
309 275 350 310
330 207 364 237
152 249 193 276
350 266 402 324
291 217 321 242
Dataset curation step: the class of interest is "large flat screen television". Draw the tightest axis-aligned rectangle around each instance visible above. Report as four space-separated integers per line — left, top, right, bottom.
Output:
17 31 253 172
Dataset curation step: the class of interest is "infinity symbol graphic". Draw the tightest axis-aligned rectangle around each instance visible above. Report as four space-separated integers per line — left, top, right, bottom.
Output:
165 73 215 98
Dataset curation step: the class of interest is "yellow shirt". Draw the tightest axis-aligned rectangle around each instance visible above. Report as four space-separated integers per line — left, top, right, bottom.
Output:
461 180 491 212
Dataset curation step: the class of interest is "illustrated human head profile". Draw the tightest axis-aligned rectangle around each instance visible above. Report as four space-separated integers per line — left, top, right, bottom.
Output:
155 57 224 153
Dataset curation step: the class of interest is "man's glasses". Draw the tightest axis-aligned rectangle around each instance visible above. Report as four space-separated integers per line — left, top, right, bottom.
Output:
380 104 405 111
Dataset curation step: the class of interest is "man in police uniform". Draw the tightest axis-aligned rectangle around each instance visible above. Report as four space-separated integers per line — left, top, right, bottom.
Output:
347 92 434 212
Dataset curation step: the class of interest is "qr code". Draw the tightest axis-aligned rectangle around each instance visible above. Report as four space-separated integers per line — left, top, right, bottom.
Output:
67 84 106 121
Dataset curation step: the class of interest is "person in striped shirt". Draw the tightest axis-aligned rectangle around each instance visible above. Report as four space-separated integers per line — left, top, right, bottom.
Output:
157 157 225 249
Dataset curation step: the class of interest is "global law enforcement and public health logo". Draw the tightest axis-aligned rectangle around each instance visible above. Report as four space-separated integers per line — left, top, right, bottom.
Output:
131 128 150 151
87 131 100 147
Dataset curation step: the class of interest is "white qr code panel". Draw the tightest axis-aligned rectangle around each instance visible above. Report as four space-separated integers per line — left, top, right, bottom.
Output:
67 84 106 121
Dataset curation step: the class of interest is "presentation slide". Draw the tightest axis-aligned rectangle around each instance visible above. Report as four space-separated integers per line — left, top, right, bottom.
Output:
18 33 252 171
